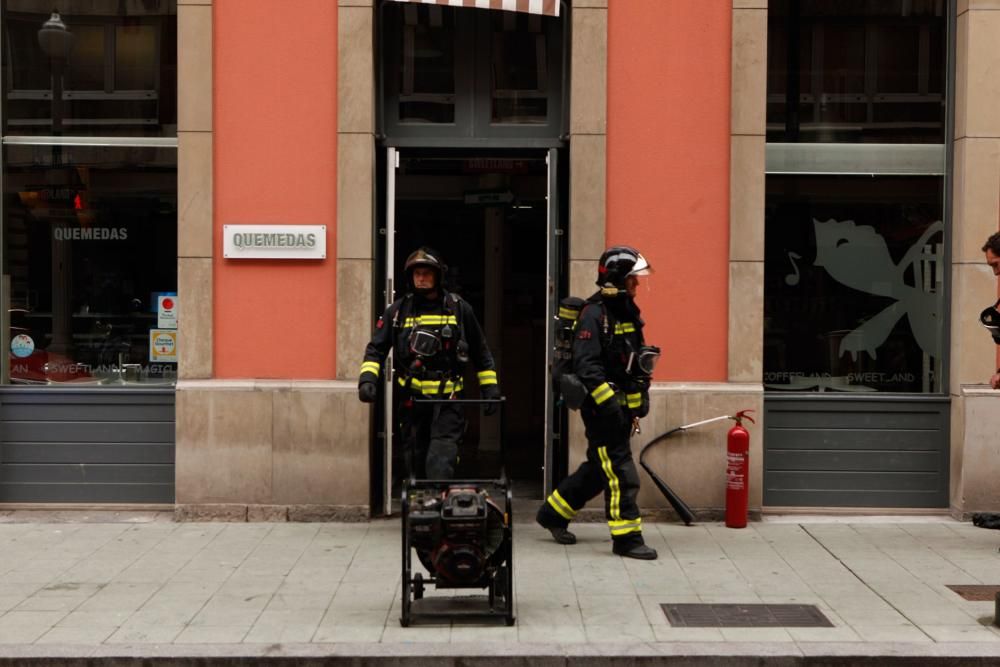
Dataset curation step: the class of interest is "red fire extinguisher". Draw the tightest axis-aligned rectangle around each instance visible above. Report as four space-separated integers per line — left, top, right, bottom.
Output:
725 410 755 528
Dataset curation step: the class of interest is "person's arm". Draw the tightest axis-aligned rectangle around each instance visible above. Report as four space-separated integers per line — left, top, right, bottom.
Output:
358 304 396 400
573 305 618 414
991 368 1000 390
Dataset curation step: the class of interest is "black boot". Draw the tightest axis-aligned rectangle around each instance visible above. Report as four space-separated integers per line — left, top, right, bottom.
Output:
613 541 658 560
536 506 576 545
546 526 577 545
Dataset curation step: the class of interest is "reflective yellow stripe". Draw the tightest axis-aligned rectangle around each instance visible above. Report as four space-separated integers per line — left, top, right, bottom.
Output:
402 315 458 327
626 392 642 409
613 322 636 334
359 361 381 378
609 518 642 536
591 383 615 405
598 446 621 521
397 376 464 395
558 306 580 320
546 490 576 520
477 370 498 386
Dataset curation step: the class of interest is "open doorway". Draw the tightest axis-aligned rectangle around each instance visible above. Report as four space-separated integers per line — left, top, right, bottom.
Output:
376 149 558 507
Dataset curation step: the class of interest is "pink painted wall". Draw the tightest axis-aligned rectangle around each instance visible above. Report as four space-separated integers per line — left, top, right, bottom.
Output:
214 0 338 378
607 1 731 382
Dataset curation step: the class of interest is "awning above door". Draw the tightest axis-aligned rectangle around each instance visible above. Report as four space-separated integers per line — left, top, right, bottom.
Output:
390 0 560 17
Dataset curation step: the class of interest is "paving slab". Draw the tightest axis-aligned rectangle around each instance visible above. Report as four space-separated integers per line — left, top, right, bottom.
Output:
0 515 995 663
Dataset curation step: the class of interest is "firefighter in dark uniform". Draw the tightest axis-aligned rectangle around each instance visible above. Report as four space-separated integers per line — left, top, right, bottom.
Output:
536 246 659 560
358 247 501 480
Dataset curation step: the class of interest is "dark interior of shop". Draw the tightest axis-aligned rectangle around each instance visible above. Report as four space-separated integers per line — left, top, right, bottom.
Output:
390 151 549 500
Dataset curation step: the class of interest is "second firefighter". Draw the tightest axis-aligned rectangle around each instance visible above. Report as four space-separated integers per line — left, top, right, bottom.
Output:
536 246 659 560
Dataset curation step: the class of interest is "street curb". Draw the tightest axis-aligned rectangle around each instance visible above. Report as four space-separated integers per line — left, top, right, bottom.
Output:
1 642 1000 665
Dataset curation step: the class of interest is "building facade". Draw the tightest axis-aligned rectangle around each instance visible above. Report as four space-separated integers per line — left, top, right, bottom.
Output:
1 0 998 520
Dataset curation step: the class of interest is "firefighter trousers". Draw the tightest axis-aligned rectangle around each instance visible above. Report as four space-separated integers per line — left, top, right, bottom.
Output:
399 397 465 480
539 410 644 547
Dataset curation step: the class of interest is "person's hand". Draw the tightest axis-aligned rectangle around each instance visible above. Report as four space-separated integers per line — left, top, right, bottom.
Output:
481 384 501 416
636 393 650 419
358 381 378 403
991 370 1000 390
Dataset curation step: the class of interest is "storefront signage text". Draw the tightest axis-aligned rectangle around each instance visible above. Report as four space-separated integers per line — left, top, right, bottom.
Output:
54 227 128 241
223 225 327 260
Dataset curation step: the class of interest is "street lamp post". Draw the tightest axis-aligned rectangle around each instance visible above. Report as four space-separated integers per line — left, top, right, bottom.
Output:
38 10 74 135
38 10 74 360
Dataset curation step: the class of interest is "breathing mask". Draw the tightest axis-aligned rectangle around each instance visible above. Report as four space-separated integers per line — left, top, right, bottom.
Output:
627 345 661 378
408 328 442 358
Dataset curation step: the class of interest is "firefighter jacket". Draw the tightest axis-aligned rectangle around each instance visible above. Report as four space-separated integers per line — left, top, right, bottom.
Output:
573 293 650 416
358 291 498 398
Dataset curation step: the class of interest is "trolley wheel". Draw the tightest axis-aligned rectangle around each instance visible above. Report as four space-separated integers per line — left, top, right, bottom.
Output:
413 572 424 600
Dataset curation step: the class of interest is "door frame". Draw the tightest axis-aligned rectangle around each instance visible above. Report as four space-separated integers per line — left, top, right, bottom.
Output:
373 146 563 515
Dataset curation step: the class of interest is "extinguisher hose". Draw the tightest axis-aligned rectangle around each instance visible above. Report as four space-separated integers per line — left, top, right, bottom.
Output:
638 414 736 464
637 413 745 527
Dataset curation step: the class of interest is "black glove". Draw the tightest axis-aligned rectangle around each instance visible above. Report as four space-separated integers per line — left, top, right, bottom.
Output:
481 384 501 416
358 381 377 403
636 393 650 419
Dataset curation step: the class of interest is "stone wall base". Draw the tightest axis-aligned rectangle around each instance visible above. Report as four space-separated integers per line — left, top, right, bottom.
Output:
174 503 370 522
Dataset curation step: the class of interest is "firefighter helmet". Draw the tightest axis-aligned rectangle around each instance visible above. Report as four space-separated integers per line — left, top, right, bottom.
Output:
405 247 447 292
596 246 652 289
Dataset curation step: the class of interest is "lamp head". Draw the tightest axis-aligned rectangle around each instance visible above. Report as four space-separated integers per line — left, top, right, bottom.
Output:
38 11 74 60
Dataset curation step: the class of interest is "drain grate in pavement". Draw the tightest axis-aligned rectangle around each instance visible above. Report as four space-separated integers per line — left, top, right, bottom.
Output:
946 585 1000 601
661 603 833 628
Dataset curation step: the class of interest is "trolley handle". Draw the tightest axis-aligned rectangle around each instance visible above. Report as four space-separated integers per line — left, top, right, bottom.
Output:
411 397 506 405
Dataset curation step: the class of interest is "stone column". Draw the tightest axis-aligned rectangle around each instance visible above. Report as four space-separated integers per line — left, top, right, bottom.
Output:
568 0 607 298
566 0 607 483
950 1 1000 517
177 0 213 379
337 0 376 382
728 0 767 510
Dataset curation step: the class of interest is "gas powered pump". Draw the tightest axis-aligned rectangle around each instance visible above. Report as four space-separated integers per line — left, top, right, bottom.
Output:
399 397 514 627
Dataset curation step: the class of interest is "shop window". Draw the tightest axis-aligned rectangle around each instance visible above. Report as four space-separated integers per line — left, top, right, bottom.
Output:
3 146 177 385
2 3 177 137
767 0 947 144
764 176 944 393
2 2 178 387
764 1 949 395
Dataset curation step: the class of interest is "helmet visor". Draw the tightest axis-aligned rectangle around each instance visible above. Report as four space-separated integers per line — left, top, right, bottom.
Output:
627 253 653 277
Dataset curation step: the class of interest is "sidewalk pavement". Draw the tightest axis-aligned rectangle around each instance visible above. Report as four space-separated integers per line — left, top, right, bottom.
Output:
0 511 1000 664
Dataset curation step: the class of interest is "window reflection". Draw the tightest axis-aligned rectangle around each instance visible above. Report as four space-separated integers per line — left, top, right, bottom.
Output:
382 2 563 138
115 24 159 91
2 1 177 137
767 0 946 143
764 176 944 393
491 12 548 124
399 4 456 124
3 145 178 386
